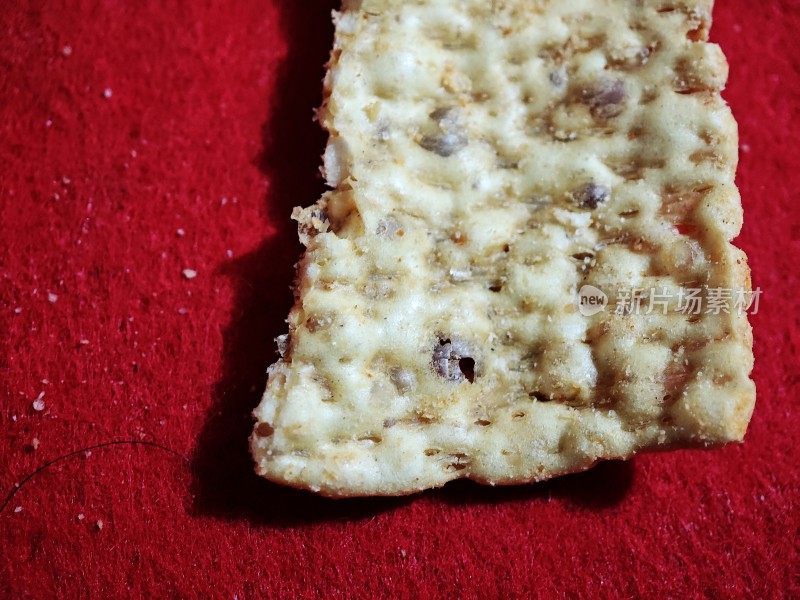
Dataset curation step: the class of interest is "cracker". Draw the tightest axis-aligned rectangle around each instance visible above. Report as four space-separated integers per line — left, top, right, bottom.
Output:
251 0 755 497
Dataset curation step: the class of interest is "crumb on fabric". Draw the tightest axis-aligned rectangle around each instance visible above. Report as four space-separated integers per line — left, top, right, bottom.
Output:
176 228 185 237
103 88 113 99
77 514 85 521
14 506 22 513
182 268 197 280
31 437 39 450
47 292 58 303
61 45 72 57
96 520 104 530
32 392 45 411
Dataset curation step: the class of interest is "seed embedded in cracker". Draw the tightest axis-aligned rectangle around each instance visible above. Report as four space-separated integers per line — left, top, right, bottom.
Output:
251 0 756 497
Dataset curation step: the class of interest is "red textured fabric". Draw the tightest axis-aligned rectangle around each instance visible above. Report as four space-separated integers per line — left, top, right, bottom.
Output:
1 0 798 597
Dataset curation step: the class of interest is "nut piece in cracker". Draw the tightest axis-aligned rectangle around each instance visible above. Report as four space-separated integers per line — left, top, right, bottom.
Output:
251 0 756 497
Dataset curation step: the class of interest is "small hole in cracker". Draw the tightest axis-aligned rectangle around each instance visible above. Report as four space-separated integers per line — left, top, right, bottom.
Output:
459 357 476 383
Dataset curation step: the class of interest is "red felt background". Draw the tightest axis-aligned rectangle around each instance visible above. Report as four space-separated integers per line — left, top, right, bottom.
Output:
1 0 798 598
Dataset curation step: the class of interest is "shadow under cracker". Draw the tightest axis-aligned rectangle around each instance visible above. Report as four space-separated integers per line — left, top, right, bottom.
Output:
433 460 635 510
189 0 634 526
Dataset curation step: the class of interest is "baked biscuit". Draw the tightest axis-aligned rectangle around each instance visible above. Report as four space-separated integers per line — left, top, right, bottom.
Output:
251 0 755 497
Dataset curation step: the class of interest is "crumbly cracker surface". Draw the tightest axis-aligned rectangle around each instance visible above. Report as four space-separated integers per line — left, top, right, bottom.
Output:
251 0 755 497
